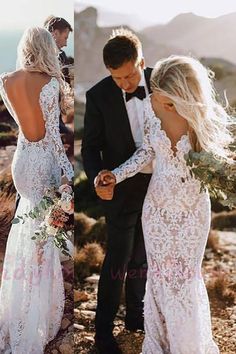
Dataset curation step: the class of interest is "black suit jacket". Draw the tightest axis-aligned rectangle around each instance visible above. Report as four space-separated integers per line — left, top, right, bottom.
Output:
81 68 152 183
58 50 71 85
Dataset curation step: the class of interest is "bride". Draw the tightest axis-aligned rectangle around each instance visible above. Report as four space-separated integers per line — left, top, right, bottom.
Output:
0 27 74 353
96 55 234 353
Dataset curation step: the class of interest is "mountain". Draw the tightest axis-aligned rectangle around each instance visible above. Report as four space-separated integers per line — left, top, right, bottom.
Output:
200 58 236 104
75 3 147 29
74 7 185 88
74 7 236 106
141 12 236 64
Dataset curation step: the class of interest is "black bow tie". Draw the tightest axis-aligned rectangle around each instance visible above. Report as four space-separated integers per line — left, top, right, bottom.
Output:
125 86 146 102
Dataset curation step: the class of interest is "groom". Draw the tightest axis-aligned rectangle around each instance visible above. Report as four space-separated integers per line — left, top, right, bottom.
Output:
81 29 153 354
44 15 73 85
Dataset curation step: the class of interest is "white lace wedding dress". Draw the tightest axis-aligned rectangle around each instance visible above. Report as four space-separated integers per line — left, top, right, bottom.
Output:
0 74 74 354
112 97 219 354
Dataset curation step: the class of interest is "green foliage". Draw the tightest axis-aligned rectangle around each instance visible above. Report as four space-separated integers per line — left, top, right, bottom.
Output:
185 149 236 209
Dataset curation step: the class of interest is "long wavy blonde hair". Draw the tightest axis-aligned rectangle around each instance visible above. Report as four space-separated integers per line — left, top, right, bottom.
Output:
17 27 71 113
151 55 234 159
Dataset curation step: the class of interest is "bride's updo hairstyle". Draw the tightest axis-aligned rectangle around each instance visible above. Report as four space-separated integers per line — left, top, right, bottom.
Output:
151 55 234 159
17 27 71 113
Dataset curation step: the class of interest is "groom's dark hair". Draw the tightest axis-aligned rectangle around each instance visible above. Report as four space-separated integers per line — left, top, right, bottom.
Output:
44 15 73 33
103 28 143 69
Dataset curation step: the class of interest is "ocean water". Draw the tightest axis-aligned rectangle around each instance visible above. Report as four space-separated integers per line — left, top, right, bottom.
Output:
0 30 74 73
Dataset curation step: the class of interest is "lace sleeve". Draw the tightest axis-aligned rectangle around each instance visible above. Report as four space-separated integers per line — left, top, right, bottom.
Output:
112 109 155 184
40 78 74 181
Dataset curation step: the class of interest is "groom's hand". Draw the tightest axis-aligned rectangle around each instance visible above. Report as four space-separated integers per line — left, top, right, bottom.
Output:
94 170 116 200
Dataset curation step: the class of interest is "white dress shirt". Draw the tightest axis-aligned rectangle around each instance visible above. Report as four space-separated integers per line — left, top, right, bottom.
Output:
122 71 153 174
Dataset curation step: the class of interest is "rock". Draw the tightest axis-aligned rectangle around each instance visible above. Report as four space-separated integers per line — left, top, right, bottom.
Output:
84 274 100 284
61 318 71 330
64 282 73 292
80 309 96 320
84 336 94 342
74 289 89 302
74 323 85 330
58 343 73 354
51 350 59 354
68 325 74 332
78 300 97 311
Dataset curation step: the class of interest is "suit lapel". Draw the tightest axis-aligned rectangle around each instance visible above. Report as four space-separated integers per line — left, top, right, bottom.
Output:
110 80 136 152
108 67 153 153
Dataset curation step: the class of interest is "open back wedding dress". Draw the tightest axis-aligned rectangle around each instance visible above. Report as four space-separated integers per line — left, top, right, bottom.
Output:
0 74 74 354
112 97 219 354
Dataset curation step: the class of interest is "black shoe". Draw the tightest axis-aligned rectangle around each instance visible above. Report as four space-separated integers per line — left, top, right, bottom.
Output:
95 334 123 354
125 317 144 331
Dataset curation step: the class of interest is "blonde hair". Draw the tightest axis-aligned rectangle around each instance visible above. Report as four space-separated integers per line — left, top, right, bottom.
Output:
151 55 234 159
17 27 71 113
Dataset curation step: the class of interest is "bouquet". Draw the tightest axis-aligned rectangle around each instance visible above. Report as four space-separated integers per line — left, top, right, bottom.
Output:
184 147 236 209
12 184 74 257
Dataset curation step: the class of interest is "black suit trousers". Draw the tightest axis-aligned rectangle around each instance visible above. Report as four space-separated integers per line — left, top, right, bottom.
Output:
95 173 151 336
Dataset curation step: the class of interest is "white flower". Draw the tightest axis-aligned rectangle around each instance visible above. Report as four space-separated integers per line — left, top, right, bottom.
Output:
46 225 58 236
59 184 73 195
61 201 74 214
61 192 72 202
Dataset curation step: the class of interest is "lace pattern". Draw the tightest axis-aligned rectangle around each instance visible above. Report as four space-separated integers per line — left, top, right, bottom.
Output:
0 74 73 353
113 97 219 354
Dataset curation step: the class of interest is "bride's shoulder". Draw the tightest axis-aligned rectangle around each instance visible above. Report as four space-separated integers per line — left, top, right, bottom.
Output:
144 95 155 119
0 70 26 86
0 71 13 89
0 71 11 82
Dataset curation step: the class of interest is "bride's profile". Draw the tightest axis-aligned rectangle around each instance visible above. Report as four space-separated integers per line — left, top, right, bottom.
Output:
0 27 74 353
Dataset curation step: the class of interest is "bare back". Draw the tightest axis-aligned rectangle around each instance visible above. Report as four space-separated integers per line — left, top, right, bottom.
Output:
2 70 53 142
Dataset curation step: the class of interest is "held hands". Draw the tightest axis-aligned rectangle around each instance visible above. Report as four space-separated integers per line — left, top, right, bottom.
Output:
94 170 116 200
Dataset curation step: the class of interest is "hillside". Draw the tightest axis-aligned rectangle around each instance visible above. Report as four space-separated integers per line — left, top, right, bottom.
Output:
75 7 236 109
141 12 236 65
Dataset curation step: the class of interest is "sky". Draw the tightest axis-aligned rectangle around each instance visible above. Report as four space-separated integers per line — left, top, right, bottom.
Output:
0 0 74 72
0 0 73 30
77 0 236 28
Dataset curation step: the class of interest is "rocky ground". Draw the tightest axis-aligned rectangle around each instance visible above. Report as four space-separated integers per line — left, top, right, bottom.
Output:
74 231 236 354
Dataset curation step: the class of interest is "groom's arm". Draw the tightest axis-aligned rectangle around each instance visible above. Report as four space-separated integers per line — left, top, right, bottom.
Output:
81 90 105 186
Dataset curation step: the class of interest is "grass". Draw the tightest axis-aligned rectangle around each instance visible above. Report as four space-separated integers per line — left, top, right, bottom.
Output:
207 272 235 305
74 242 104 283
